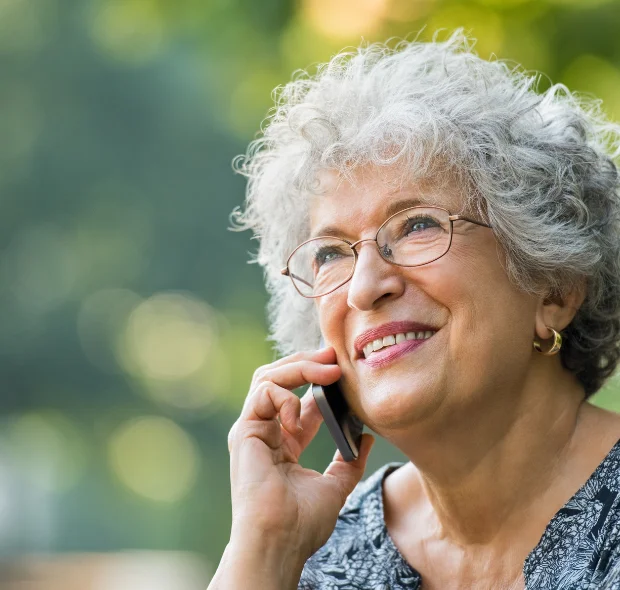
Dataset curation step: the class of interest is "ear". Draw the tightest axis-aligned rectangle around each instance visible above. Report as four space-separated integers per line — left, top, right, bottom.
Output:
535 280 587 340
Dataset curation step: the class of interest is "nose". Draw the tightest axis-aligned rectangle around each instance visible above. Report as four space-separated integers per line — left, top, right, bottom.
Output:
346 239 405 311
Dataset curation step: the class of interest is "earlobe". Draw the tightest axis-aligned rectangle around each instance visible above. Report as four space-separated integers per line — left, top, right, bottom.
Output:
534 280 586 341
535 292 561 341
534 312 555 343
533 326 563 355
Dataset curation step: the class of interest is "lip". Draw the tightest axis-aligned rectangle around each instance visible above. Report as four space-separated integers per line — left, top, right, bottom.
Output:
353 320 439 359
360 337 431 369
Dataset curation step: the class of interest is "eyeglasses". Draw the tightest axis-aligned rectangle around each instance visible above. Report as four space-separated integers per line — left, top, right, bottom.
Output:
281 206 493 298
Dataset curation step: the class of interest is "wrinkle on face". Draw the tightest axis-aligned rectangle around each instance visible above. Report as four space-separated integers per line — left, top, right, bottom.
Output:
308 165 540 442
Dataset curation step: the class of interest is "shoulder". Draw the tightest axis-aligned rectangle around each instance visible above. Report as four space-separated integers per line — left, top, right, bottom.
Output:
595 437 620 491
526 435 620 588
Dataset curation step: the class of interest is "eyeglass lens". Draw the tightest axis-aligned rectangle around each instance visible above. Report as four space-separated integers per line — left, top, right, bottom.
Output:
288 207 451 297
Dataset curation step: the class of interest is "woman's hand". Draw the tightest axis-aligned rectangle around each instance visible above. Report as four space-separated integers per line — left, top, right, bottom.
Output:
227 345 375 562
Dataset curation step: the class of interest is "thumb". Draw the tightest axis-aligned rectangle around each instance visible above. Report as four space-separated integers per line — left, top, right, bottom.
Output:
323 434 376 505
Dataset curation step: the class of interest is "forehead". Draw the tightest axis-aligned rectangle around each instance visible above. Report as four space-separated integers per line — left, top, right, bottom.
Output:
308 167 465 237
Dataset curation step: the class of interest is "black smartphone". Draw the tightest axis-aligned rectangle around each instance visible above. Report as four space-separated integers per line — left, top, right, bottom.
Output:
311 337 364 462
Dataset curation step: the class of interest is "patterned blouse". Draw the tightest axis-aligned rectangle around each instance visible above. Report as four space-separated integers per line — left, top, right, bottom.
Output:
298 438 620 589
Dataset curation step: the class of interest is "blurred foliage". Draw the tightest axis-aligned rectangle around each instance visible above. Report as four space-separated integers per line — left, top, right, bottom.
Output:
0 0 620 577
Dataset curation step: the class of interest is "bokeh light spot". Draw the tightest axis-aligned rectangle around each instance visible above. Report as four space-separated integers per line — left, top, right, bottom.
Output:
135 343 230 414
279 14 346 74
385 0 435 22
302 0 389 40
120 292 216 381
108 416 199 503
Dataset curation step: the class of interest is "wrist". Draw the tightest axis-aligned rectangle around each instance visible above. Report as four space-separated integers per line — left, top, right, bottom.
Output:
210 533 308 590
231 517 310 559
232 529 309 576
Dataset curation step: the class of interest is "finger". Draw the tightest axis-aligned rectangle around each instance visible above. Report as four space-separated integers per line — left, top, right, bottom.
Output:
322 434 376 506
240 359 339 418
252 359 341 393
273 385 326 456
229 420 287 492
233 418 283 450
294 386 325 451
228 417 283 454
259 346 336 373
241 381 304 436
250 347 337 389
228 421 237 453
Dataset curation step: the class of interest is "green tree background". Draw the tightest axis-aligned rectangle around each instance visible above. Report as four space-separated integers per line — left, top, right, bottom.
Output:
1 0 620 577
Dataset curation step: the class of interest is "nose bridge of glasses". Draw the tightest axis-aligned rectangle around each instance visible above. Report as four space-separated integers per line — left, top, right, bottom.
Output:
349 237 378 252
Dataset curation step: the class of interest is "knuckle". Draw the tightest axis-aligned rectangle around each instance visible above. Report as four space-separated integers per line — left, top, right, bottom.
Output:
245 381 268 407
255 380 274 398
252 367 263 385
257 367 277 384
239 419 281 448
289 350 309 362
252 365 270 385
287 394 302 412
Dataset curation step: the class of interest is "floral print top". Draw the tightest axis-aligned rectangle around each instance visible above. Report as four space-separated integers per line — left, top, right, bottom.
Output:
298 438 620 589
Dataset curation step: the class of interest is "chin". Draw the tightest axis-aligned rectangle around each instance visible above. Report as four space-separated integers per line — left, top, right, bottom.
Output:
356 380 442 431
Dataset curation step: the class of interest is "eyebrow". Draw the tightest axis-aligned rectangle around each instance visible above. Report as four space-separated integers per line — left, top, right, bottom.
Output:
310 197 431 239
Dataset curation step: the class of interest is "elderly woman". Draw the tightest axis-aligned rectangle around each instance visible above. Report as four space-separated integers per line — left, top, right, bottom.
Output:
209 32 620 590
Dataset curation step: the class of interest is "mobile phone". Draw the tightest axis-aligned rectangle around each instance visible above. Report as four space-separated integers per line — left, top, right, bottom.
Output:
311 337 364 462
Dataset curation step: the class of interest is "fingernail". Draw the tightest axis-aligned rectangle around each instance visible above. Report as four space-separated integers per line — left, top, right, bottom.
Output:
296 418 303 431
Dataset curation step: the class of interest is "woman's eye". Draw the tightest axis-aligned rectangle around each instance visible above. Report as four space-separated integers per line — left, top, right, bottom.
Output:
314 246 345 267
405 216 439 235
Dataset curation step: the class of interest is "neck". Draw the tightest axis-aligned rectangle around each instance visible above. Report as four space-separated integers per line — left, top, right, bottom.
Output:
382 361 587 546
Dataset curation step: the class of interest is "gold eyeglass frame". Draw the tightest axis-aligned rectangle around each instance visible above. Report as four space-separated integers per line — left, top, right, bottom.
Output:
280 205 493 298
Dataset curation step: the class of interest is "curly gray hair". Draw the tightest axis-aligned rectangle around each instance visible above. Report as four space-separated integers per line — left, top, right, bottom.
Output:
231 31 620 398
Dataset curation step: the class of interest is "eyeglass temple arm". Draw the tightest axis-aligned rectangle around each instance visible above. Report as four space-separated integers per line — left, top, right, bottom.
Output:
449 215 492 228
281 267 314 289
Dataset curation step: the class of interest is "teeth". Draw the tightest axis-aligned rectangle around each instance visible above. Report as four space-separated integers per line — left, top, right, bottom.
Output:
362 330 436 359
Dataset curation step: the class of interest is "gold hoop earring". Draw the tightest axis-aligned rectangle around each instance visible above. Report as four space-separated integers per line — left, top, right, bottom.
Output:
533 326 562 355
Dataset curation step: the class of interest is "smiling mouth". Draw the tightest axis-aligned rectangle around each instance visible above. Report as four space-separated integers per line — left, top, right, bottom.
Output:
362 330 436 359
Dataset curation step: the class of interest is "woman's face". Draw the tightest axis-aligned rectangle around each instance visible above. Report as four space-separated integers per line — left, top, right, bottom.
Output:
310 168 541 435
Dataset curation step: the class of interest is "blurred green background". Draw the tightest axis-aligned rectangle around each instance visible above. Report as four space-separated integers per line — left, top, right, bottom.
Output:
2 0 620 586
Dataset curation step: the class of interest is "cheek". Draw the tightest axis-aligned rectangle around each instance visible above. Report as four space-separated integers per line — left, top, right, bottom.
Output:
316 291 348 341
426 252 537 380
419 244 532 337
